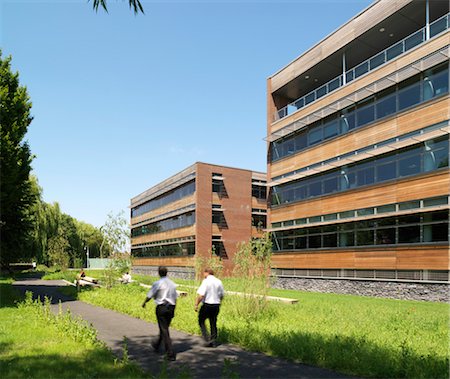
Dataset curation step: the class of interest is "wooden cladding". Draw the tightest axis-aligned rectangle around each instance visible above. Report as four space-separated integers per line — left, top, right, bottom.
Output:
271 171 449 222
131 225 196 245
271 245 449 270
270 31 449 133
270 97 449 179
131 194 195 226
132 256 194 267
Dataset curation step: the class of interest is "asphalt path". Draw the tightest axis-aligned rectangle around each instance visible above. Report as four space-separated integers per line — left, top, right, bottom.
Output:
13 277 352 379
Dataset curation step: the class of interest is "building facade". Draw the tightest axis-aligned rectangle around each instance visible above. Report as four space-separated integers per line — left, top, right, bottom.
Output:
266 0 449 289
130 162 266 276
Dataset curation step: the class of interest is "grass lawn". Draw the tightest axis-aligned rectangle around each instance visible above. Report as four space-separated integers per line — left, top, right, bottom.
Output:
75 279 449 379
0 278 148 379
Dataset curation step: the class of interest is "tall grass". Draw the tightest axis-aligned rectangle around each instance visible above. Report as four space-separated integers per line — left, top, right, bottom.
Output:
0 280 146 379
78 282 449 379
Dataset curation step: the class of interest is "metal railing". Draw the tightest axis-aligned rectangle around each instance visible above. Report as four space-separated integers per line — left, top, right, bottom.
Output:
275 13 450 121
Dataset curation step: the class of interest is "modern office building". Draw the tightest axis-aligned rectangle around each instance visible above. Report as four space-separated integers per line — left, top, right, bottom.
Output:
130 162 267 276
266 0 449 291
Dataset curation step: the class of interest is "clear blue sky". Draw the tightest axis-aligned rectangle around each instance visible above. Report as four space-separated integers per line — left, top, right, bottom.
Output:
1 0 372 227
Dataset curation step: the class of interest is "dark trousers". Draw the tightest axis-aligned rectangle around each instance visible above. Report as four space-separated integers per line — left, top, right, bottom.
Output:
155 304 175 358
198 303 220 342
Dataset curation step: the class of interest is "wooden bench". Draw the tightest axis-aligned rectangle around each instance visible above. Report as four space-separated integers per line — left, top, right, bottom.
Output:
177 284 298 304
76 276 99 287
139 283 188 297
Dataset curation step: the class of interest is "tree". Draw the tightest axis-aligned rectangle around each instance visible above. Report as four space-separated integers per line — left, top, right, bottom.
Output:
100 211 129 257
0 52 37 269
90 0 144 14
47 234 70 269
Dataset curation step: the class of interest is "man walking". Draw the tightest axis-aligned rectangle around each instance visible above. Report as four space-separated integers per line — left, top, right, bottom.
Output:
142 266 178 361
195 268 224 347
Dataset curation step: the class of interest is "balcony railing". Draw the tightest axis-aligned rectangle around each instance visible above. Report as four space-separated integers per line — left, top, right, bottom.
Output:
275 13 450 121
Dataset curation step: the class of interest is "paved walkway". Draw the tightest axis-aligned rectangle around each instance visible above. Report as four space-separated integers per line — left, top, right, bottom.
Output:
13 278 351 379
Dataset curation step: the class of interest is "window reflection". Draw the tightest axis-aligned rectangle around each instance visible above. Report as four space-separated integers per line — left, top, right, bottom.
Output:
271 136 448 207
270 63 449 163
272 211 448 251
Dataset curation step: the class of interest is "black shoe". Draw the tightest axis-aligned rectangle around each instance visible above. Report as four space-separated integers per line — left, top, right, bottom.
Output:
151 342 160 352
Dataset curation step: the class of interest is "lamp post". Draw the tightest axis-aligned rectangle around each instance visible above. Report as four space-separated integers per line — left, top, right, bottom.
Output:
85 246 90 269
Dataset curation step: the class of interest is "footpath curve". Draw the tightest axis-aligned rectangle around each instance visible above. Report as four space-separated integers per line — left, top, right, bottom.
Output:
13 278 352 379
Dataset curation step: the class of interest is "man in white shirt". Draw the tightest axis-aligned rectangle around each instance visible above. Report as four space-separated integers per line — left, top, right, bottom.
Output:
121 271 132 284
195 268 224 347
142 266 178 360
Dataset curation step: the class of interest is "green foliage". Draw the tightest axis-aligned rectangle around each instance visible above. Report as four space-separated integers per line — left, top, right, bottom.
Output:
79 281 449 379
0 52 36 268
42 269 78 282
90 0 144 14
231 234 273 321
47 234 70 269
100 211 129 257
27 177 104 267
193 250 223 280
0 284 146 379
103 253 131 289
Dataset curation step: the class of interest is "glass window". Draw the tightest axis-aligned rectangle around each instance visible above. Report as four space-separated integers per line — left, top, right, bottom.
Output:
430 16 447 37
376 93 396 118
308 181 322 197
295 236 307 249
404 29 424 50
328 76 341 92
357 208 375 216
317 84 327 99
398 225 420 243
376 159 396 182
339 231 354 247
323 175 339 194
308 234 321 248
340 111 356 132
354 61 369 79
295 186 307 201
323 213 338 221
398 200 420 211
357 166 375 186
386 41 403 60
398 81 421 110
308 127 322 146
423 211 449 222
295 133 307 150
356 102 375 127
305 92 315 105
376 228 396 245
369 51 385 70
377 217 396 227
309 216 321 223
398 214 421 225
356 230 374 246
324 120 339 140
323 233 338 247
423 223 449 242
423 196 448 207
339 210 355 219
398 153 421 177
377 204 396 214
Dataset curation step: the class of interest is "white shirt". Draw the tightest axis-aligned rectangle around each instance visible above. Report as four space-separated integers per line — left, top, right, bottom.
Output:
122 273 131 283
147 277 178 305
197 275 224 305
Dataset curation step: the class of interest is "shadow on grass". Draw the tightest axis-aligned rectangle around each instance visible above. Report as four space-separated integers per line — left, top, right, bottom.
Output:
220 326 449 379
111 333 347 379
0 283 23 308
0 349 146 379
12 281 76 305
